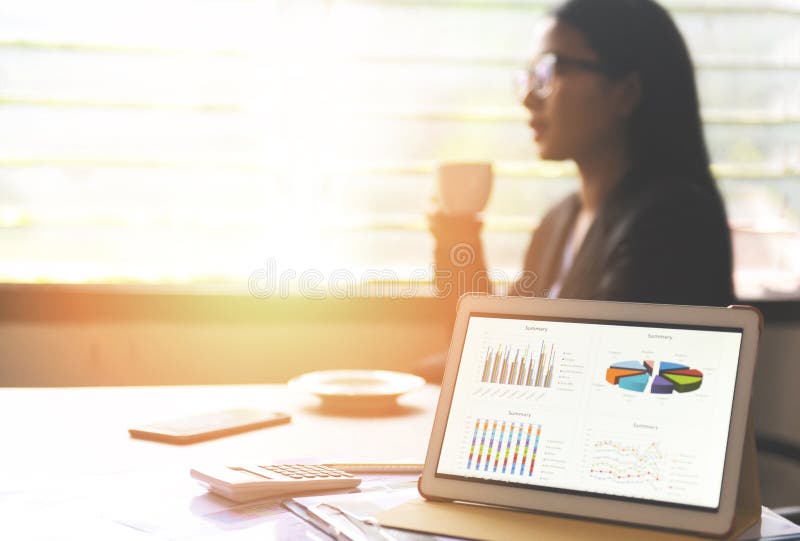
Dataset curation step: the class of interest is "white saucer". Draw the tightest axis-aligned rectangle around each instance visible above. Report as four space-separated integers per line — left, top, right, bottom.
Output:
288 370 425 408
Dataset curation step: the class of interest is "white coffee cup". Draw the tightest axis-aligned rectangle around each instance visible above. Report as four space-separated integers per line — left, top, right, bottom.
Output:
437 162 493 215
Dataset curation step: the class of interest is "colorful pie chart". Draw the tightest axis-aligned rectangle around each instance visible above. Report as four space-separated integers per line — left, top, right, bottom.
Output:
604 361 703 394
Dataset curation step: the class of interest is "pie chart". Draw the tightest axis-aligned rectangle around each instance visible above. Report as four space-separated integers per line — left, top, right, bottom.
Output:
605 361 703 394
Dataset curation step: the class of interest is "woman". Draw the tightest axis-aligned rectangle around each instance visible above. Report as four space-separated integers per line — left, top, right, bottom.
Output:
431 0 734 308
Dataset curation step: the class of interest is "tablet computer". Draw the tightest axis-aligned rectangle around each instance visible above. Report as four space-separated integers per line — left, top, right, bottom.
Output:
419 295 761 537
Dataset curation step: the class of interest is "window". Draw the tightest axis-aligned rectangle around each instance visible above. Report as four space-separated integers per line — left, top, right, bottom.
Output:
1 0 798 298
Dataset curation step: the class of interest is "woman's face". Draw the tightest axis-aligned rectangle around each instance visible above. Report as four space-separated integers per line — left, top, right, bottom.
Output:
524 20 635 163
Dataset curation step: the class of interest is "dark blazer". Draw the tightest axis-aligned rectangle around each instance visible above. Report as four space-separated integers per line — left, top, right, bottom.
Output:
511 170 735 306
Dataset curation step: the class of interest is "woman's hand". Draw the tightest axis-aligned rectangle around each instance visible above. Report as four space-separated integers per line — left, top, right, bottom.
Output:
427 202 491 298
428 210 484 243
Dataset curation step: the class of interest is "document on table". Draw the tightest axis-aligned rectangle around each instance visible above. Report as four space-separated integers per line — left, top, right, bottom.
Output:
738 508 800 541
286 477 460 541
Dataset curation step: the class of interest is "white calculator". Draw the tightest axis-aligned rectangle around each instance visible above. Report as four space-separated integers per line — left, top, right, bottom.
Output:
190 464 362 502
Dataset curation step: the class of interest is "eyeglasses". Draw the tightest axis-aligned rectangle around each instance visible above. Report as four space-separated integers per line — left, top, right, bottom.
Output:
513 52 612 100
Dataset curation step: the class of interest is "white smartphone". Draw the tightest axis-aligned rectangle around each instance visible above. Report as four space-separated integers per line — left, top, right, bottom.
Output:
129 408 291 444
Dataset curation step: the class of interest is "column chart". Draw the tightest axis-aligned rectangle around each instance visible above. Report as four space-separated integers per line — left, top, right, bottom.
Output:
466 417 543 477
480 342 556 388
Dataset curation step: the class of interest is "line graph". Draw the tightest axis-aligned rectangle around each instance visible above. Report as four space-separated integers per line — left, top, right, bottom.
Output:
587 439 664 487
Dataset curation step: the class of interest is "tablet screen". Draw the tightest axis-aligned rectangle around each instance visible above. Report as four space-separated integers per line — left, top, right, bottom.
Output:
435 314 743 511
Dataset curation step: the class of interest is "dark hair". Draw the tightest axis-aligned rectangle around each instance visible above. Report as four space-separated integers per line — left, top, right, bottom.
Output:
553 0 715 190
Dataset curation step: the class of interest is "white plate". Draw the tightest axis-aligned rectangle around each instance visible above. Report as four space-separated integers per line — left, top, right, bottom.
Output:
288 370 425 407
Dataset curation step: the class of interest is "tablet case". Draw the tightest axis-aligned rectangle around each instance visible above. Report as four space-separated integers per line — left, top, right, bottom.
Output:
377 420 760 540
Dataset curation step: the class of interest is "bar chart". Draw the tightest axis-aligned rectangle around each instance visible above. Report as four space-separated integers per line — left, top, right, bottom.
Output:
480 341 556 388
466 417 543 477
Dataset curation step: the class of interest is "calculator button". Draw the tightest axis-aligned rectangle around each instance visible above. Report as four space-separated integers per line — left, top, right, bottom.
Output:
236 467 283 480
251 463 355 480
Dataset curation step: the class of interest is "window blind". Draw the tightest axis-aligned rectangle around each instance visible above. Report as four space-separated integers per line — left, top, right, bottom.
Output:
0 0 798 297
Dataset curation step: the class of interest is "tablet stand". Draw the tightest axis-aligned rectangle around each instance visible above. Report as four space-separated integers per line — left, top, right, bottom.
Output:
728 417 762 538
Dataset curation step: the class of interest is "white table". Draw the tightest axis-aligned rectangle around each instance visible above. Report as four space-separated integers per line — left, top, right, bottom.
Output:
0 384 438 539
2 385 798 541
